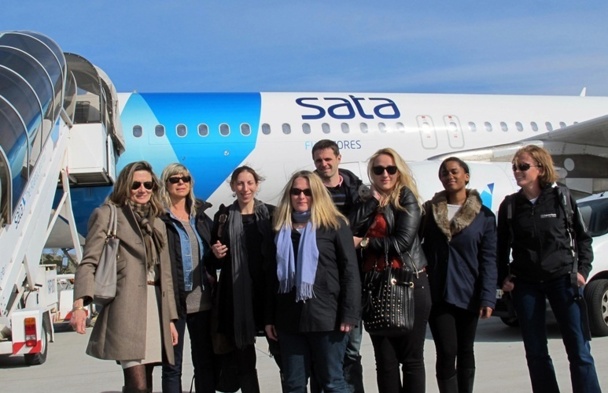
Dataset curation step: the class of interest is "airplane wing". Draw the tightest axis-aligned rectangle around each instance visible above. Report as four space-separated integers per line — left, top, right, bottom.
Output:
429 113 608 196
532 114 608 147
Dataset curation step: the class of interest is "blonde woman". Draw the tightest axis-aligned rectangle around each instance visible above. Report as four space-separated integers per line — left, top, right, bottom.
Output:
159 163 215 393
350 148 431 393
265 170 361 392
497 145 600 392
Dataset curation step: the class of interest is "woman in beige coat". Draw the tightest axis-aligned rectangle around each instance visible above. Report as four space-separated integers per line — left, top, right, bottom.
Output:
71 161 178 393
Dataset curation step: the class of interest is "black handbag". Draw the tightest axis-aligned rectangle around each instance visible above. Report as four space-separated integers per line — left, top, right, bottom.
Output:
362 238 415 336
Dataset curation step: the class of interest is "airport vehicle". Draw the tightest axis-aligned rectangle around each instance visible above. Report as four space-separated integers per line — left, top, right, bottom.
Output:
2 29 608 363
0 31 123 364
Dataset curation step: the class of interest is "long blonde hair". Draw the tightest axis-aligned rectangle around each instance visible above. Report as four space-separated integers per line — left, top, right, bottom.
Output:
273 170 346 231
367 148 422 211
160 163 197 217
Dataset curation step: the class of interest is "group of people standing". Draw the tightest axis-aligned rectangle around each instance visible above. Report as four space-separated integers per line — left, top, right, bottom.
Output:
70 141 601 393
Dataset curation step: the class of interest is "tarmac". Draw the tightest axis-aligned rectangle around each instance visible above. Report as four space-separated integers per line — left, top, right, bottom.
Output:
1 316 607 392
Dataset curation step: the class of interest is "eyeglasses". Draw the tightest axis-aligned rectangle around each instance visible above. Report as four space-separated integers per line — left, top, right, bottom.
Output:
131 181 154 190
290 188 313 197
512 163 540 172
372 165 398 176
168 175 191 184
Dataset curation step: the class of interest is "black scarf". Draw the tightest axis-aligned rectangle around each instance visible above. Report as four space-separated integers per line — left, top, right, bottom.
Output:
227 199 271 349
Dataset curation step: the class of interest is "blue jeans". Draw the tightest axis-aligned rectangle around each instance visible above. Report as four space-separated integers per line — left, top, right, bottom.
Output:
311 322 365 393
512 275 601 393
278 330 349 393
162 310 215 393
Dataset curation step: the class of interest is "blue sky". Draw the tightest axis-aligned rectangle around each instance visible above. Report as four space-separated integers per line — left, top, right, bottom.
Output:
4 1 608 95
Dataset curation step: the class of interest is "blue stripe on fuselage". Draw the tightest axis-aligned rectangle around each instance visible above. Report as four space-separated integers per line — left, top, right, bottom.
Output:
72 92 262 235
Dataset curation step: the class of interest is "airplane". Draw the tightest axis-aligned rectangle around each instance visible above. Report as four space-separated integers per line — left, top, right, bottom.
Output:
64 89 608 232
3 31 608 366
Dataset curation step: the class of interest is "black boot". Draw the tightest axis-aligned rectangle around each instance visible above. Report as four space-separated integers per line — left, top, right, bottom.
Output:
457 368 475 393
437 374 458 393
239 371 261 393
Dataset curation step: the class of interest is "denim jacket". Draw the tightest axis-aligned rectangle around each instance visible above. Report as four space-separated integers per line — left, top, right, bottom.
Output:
167 211 206 291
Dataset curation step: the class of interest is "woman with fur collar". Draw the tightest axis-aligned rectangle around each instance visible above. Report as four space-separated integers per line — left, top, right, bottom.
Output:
420 157 497 393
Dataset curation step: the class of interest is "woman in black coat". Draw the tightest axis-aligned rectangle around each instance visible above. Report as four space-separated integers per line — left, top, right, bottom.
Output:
208 166 276 393
265 170 361 393
420 157 497 393
350 148 431 393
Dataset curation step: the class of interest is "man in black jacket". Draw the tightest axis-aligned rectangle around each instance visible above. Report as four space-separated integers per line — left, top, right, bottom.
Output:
312 139 365 393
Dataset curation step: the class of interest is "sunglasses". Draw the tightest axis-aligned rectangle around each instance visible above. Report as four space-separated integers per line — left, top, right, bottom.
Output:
131 181 154 190
372 165 398 176
512 163 539 172
168 175 191 184
290 188 313 197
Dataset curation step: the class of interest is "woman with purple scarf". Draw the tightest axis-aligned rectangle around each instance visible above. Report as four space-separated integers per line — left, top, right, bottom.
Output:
265 170 361 393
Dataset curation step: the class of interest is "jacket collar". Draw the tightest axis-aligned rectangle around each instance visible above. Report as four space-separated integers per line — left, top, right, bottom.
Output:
430 189 482 241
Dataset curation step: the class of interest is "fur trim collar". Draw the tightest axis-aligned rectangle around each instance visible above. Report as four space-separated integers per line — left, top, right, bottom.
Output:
430 189 482 241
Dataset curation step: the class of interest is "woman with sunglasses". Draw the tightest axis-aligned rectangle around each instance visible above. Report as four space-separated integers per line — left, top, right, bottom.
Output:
350 148 431 393
265 170 361 392
497 145 601 393
419 157 497 393
208 166 276 393
159 163 215 393
71 161 178 393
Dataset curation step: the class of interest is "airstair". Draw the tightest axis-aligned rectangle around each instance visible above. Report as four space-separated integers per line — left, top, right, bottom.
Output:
0 31 123 365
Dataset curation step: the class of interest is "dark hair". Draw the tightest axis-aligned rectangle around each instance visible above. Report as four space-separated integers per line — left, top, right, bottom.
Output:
439 157 470 185
230 165 264 185
312 139 340 158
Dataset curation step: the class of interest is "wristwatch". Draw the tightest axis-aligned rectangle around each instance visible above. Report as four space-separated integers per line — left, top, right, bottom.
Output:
360 237 369 248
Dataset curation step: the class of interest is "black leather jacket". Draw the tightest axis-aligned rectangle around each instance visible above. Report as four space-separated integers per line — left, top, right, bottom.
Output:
350 186 427 272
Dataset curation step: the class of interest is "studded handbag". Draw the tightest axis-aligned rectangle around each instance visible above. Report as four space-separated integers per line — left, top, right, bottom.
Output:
362 238 415 336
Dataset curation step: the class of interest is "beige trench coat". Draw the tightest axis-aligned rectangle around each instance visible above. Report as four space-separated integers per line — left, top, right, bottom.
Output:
74 203 178 364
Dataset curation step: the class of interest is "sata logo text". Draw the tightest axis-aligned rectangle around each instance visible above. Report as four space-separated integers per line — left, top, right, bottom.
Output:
296 95 401 120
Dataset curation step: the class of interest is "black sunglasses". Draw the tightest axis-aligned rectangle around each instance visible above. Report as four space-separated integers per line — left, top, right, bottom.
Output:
372 165 398 176
290 187 313 197
131 181 154 190
168 175 191 184
512 163 540 172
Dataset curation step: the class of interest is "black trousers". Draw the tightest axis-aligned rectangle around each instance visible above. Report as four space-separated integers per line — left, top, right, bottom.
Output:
428 301 479 380
369 272 431 393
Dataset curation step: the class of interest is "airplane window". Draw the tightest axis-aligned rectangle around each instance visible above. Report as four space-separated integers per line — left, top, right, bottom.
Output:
241 123 251 136
396 122 405 132
198 124 209 137
378 122 387 133
155 125 165 137
322 123 330 134
341 123 350 133
500 122 508 132
545 122 553 132
360 123 369 134
302 123 311 134
468 122 476 132
559 122 567 128
133 125 143 138
262 123 271 135
220 123 230 136
531 122 538 131
282 123 291 134
484 122 492 132
176 124 187 137
516 122 523 131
